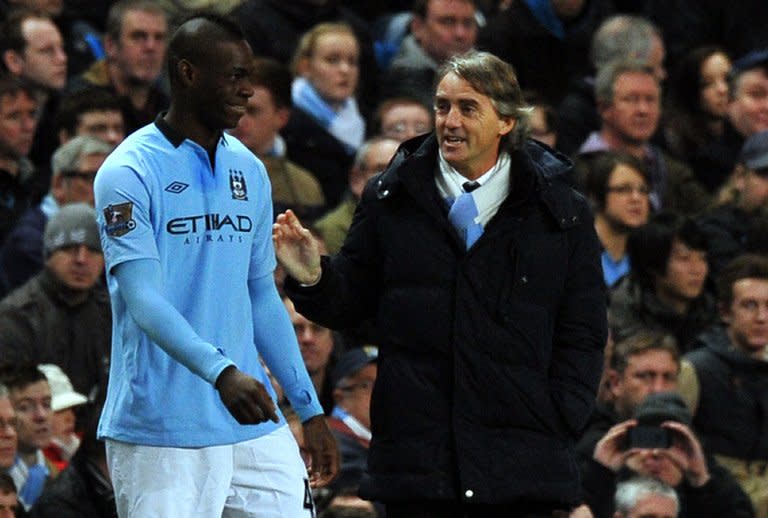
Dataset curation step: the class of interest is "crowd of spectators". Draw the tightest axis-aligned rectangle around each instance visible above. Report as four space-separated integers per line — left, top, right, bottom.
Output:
2 0 768 516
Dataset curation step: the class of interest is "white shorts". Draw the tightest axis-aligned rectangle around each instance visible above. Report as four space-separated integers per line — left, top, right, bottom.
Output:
106 425 314 518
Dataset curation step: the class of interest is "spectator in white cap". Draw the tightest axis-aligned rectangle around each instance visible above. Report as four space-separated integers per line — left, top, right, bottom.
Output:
0 204 111 415
38 364 89 471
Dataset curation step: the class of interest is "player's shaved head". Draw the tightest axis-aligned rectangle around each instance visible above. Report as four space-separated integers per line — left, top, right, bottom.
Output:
167 13 248 88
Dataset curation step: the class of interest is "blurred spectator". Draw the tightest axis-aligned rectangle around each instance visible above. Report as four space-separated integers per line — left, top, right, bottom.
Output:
576 331 681 463
613 477 679 518
478 0 614 105
283 22 365 207
313 136 399 255
55 88 125 147
228 57 326 222
679 254 768 517
0 204 110 406
382 0 477 108
0 136 111 296
320 489 377 518
524 90 558 149
696 131 768 279
726 49 768 151
661 47 734 193
0 8 68 190
582 391 754 517
0 473 18 518
577 60 709 214
68 0 168 134
581 151 650 287
233 0 379 117
284 296 339 415
372 96 432 143
610 212 716 352
31 402 116 518
644 0 768 73
327 347 377 494
37 364 87 472
0 74 38 245
557 15 665 157
0 385 17 471
1 365 57 511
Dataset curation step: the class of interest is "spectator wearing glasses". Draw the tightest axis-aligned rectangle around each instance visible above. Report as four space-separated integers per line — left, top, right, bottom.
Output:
580 151 651 287
326 347 378 506
0 136 112 296
0 204 111 412
313 136 399 255
373 96 433 143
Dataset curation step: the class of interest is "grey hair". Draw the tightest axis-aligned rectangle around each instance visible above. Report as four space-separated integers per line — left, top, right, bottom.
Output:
51 135 113 175
614 477 679 516
435 51 532 152
595 59 658 104
591 15 661 70
353 136 400 170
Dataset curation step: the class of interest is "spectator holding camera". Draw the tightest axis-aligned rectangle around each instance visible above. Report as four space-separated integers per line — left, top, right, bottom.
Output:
581 391 754 517
582 392 754 518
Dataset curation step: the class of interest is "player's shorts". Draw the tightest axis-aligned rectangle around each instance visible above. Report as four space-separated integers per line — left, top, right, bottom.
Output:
105 425 315 517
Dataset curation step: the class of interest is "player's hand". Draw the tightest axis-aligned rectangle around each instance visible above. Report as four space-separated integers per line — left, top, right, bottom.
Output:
272 210 322 285
216 366 279 424
594 419 639 472
302 415 340 488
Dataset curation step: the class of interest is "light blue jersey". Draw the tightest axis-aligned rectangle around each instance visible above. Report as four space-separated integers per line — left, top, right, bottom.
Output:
94 118 320 447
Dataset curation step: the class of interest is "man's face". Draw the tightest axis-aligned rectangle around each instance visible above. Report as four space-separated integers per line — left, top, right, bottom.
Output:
229 86 286 155
729 68 768 138
0 489 17 518
301 31 359 104
9 380 52 454
0 398 17 470
108 9 167 84
627 449 684 488
723 278 768 355
620 489 677 518
19 17 67 90
601 72 660 146
46 244 104 291
602 163 650 230
412 0 477 64
192 40 255 131
55 151 108 206
434 72 515 180
380 103 432 142
75 110 125 147
609 349 678 418
335 363 377 429
646 35 667 82
654 240 708 305
0 90 38 160
284 299 334 375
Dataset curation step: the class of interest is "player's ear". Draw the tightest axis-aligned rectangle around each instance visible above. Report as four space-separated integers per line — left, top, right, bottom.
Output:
177 59 195 87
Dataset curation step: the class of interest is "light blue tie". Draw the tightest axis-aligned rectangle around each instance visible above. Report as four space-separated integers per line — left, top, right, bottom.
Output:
448 182 483 249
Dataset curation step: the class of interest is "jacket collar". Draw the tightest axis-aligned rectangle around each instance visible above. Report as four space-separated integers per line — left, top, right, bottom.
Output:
374 133 581 229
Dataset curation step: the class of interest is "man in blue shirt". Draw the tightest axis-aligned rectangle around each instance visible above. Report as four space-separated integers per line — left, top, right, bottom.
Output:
94 13 338 517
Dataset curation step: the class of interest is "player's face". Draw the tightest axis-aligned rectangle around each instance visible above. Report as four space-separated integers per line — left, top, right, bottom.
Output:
195 40 255 131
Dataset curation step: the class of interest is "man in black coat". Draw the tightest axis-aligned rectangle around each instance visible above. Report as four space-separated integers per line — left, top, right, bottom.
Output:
274 51 607 516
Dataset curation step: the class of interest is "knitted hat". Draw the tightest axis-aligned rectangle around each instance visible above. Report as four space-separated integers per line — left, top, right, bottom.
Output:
332 346 378 387
37 364 88 412
634 391 692 427
731 48 768 78
43 203 101 257
739 130 768 172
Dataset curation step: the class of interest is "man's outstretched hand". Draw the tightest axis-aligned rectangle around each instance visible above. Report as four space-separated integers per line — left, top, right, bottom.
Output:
216 366 279 424
272 210 323 285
